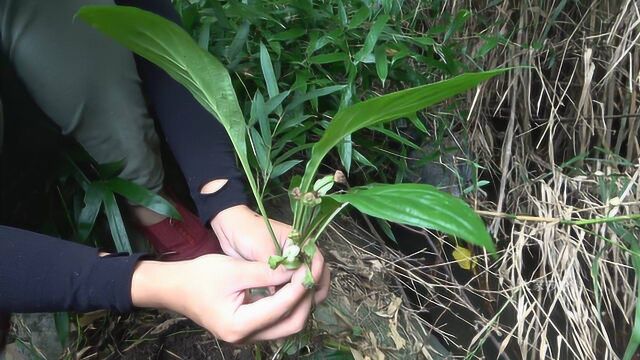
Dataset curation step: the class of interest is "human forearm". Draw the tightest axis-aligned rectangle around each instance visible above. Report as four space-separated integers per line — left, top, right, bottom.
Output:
0 226 143 313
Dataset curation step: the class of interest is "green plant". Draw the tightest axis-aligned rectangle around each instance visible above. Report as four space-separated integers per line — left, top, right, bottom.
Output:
174 0 476 192
77 5 500 285
58 150 180 253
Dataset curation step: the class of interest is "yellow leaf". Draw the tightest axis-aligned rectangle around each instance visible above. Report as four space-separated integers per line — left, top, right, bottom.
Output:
452 246 476 270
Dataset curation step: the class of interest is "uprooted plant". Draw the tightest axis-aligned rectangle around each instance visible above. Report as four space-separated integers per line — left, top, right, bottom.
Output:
77 6 502 287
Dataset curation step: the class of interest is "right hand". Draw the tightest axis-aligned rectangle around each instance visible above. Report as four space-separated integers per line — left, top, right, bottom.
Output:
130 253 326 343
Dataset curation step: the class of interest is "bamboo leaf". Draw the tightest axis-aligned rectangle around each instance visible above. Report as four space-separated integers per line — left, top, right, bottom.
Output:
374 46 389 85
101 178 181 220
328 183 495 252
354 15 389 64
77 184 103 242
260 42 279 98
299 69 507 192
271 159 302 179
98 186 132 253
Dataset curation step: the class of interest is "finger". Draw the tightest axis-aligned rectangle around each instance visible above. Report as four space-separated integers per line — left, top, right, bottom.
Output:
217 236 242 259
231 266 309 333
314 265 331 304
246 291 313 342
233 260 294 290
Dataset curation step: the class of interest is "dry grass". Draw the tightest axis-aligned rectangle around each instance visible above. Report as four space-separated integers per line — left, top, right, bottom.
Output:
397 0 640 358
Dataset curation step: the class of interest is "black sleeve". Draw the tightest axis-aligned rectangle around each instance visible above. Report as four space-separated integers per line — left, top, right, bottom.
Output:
0 225 144 313
115 0 249 224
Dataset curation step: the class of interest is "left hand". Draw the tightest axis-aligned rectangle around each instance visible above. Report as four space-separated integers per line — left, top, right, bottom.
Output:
210 205 290 262
210 205 330 304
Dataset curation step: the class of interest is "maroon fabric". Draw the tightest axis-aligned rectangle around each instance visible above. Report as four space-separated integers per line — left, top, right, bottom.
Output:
140 201 222 261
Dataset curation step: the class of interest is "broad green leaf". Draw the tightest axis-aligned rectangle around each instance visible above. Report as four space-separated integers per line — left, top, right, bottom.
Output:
354 15 389 64
328 183 495 252
77 184 103 241
260 42 279 98
101 178 181 220
299 69 507 192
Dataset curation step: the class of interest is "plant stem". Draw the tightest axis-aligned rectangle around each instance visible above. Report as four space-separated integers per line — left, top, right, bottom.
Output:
237 152 282 255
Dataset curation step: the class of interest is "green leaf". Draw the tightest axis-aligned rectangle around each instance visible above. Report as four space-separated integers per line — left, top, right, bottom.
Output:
265 90 290 114
348 7 370 30
328 183 495 252
352 149 377 170
286 85 346 111
99 186 132 253
260 42 279 98
308 52 348 64
444 9 471 42
299 69 507 192
78 6 280 255
407 113 428 134
374 46 388 86
354 15 389 64
96 159 125 179
197 23 210 50
271 159 302 179
337 134 353 174
337 0 348 27
376 218 397 243
250 127 272 176
249 90 267 127
226 21 250 64
313 175 334 196
101 178 181 220
77 184 103 242
53 312 70 347
269 28 305 41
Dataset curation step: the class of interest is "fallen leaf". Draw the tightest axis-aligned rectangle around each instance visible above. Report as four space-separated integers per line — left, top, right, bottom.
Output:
452 245 476 270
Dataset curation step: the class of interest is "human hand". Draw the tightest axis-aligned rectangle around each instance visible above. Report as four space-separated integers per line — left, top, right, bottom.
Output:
130 254 326 343
210 205 289 262
210 205 330 304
